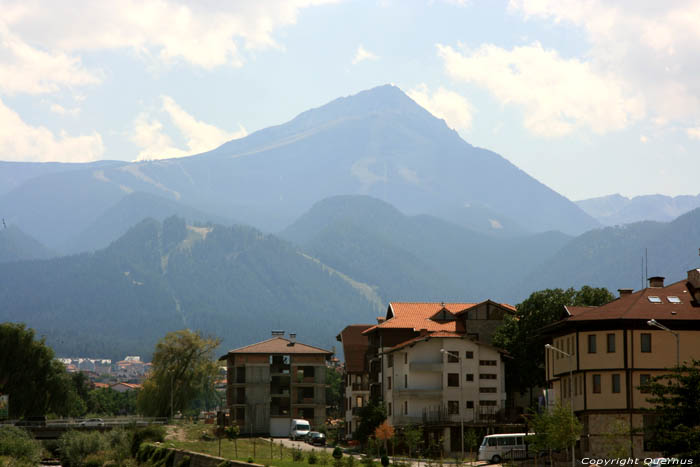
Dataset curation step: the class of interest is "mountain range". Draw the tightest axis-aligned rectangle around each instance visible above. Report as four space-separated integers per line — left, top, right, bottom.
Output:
576 193 700 226
0 85 599 254
1 84 697 359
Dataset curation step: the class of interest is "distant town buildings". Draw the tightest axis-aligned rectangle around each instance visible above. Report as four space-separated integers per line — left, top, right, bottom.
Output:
57 355 151 387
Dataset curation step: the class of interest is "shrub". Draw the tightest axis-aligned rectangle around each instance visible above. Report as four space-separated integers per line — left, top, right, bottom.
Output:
344 454 356 467
332 447 343 459
247 457 255 463
380 455 389 467
308 450 318 464
177 454 191 467
360 455 376 467
292 447 304 462
0 426 42 464
129 425 166 456
320 451 331 465
59 430 108 467
84 452 107 467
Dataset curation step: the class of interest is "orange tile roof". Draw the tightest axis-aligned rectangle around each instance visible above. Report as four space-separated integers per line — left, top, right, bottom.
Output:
223 337 333 356
363 302 476 334
564 280 700 322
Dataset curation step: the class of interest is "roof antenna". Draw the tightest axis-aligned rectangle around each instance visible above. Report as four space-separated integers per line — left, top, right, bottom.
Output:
645 248 648 287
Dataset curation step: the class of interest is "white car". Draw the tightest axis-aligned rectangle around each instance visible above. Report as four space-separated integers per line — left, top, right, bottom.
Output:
79 418 105 427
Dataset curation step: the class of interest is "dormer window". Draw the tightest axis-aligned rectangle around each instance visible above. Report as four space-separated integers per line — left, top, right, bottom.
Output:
667 296 681 304
648 296 662 303
430 307 456 322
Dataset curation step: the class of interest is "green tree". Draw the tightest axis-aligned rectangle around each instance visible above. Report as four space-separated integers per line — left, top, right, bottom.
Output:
0 322 82 418
355 400 386 445
529 403 582 465
493 286 614 399
138 329 220 417
402 426 422 459
326 367 343 418
644 360 700 459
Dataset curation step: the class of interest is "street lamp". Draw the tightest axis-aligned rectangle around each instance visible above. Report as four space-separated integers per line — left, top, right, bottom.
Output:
545 344 575 467
440 349 464 461
647 319 680 368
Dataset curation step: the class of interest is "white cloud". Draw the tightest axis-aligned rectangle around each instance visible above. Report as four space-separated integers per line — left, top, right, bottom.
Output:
0 98 103 162
132 95 247 161
49 103 80 117
686 128 700 140
0 22 100 95
407 83 474 130
437 42 644 137
2 1 337 70
352 45 379 65
508 1 700 125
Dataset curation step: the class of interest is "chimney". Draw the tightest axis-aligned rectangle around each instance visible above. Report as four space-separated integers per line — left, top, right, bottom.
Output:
377 317 386 324
289 333 296 345
648 276 665 288
618 288 634 297
688 269 700 301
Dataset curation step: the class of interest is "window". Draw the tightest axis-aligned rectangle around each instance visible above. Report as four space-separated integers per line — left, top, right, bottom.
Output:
480 400 497 406
404 353 408 364
566 337 571 356
387 376 392 390
667 296 681 304
466 374 474 382
388 402 392 416
447 352 459 363
640 374 651 393
480 373 497 380
588 334 597 353
448 373 459 387
479 360 497 366
448 401 459 415
648 296 662 303
641 333 652 353
607 333 616 353
612 374 621 393
465 351 474 359
480 387 497 393
404 401 408 415
404 374 407 388
593 374 601 393
388 354 393 368
466 401 474 409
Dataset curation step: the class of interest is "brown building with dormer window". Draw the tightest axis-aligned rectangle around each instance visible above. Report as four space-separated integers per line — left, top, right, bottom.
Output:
219 331 332 436
544 268 700 457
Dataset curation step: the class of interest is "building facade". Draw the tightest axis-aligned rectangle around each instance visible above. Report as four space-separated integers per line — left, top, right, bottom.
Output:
336 325 372 439
220 332 332 436
544 270 700 457
346 301 514 454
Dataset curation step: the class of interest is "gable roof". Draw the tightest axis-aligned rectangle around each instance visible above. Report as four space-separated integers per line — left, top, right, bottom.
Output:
336 325 372 373
223 337 333 356
562 280 700 323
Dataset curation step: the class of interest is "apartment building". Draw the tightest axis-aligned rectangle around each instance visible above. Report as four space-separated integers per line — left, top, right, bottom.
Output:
220 332 333 436
354 301 513 454
544 270 700 457
336 325 373 439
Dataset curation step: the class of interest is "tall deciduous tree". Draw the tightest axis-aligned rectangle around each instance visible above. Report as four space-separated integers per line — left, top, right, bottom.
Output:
493 286 614 399
138 329 220 417
645 360 700 459
0 322 81 418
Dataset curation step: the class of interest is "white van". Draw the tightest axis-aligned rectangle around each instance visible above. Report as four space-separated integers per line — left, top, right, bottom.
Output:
289 419 311 440
477 433 532 463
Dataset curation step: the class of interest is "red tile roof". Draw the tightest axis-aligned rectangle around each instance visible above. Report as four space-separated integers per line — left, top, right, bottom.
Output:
362 302 476 334
565 280 699 322
223 337 333 356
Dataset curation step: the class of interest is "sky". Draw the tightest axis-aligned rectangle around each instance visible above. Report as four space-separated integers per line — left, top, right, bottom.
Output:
1 0 699 201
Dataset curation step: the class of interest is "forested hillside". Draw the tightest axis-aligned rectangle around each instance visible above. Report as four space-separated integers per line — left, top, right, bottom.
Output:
0 217 379 359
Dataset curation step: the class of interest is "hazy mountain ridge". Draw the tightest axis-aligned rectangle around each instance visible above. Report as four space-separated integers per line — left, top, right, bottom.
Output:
1 85 598 252
0 225 55 262
514 207 700 296
577 193 700 225
281 195 573 304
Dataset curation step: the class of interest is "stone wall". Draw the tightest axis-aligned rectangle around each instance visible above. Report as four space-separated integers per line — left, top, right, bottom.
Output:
167 446 262 467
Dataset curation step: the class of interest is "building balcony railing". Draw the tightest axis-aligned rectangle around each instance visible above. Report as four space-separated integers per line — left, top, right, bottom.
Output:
395 388 443 400
351 383 369 391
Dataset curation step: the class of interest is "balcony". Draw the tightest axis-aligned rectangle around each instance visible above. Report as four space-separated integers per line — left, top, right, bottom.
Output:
395 388 443 400
409 362 443 372
351 383 369 391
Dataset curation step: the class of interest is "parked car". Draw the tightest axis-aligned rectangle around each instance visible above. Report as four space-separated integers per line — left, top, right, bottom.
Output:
79 418 105 427
307 431 326 446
